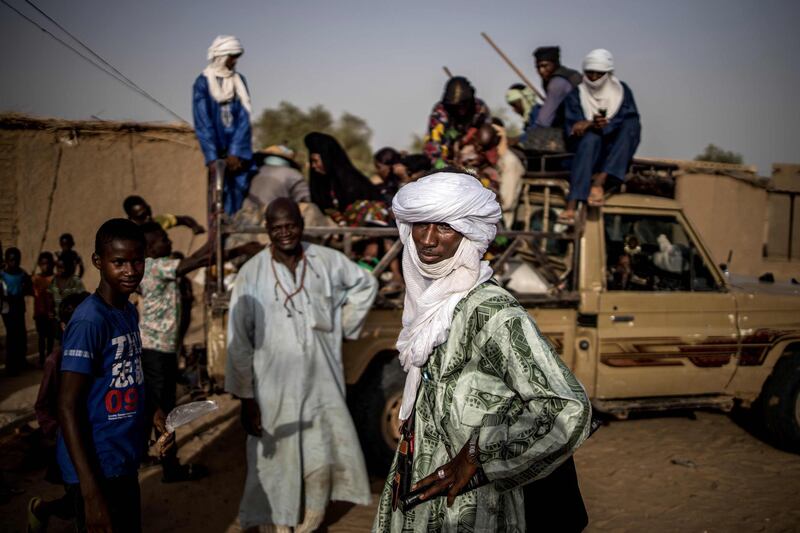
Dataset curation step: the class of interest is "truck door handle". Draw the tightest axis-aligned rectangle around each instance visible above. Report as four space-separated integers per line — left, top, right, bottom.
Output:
611 315 635 323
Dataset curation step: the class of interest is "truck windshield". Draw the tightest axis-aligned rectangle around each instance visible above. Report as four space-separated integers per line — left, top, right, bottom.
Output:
604 214 719 292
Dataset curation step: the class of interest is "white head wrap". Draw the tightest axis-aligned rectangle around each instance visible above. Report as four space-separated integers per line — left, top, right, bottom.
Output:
505 86 537 121
203 35 251 114
582 48 614 72
392 172 501 420
578 48 623 120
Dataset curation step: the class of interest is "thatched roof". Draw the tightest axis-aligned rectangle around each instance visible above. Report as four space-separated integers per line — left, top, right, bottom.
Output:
0 113 194 135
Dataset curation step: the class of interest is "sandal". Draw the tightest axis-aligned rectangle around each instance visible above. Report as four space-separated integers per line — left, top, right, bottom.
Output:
27 496 46 533
587 187 605 207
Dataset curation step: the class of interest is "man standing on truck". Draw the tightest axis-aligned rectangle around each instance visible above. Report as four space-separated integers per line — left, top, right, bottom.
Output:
225 198 377 532
373 170 591 532
192 35 253 216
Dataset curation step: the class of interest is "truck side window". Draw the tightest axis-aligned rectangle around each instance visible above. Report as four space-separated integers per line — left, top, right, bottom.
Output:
604 214 719 292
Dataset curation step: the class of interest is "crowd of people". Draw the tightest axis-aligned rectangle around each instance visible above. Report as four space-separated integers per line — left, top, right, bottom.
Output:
0 34 647 532
1 234 87 377
187 36 643 298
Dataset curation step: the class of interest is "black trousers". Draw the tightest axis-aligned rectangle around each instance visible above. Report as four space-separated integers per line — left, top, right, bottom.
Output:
141 349 180 474
35 316 56 365
524 456 588 532
66 475 141 533
2 307 27 375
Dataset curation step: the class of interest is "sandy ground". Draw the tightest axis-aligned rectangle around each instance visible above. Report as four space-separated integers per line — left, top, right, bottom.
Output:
2 395 799 533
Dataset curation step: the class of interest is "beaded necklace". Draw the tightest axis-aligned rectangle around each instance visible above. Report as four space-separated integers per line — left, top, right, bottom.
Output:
270 249 307 318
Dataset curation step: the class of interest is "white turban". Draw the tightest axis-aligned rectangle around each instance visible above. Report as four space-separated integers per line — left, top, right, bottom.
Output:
207 35 244 60
203 35 251 114
578 48 623 120
392 172 501 420
582 48 614 72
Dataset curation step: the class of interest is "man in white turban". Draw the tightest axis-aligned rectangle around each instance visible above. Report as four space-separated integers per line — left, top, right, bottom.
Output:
192 35 253 215
559 48 641 224
373 169 592 532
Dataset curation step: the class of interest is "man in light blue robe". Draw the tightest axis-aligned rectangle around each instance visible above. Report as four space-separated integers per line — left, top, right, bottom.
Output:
225 198 377 531
192 35 253 215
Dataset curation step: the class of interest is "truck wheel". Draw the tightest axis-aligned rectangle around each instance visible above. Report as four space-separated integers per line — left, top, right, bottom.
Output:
759 350 800 453
348 352 404 474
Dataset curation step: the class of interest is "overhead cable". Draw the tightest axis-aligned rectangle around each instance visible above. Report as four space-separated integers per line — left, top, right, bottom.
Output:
1 0 188 123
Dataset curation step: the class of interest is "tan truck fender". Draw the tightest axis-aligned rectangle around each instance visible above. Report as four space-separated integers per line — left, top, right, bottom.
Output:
343 337 400 386
726 337 800 403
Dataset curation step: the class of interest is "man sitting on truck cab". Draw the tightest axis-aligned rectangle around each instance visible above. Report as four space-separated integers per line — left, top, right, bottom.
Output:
560 49 642 224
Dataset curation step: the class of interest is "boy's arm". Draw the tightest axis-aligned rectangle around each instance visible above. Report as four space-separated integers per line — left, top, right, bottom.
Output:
175 215 206 234
176 241 263 277
34 355 59 437
58 371 112 531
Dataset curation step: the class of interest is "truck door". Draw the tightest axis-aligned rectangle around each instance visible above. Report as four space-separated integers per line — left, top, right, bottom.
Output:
595 210 738 399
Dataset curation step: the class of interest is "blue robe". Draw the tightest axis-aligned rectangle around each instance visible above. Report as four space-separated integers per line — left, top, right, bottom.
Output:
564 82 641 201
192 74 253 214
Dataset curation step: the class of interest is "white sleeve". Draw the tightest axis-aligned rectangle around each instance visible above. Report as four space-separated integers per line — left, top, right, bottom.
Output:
335 253 378 340
224 270 257 398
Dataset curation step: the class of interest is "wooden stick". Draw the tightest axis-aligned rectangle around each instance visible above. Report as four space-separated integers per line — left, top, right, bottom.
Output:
480 32 545 100
371 239 404 278
443 66 453 78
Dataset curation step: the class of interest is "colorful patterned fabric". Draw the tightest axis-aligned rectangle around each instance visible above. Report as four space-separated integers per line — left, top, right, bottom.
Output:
423 98 491 169
139 257 181 353
342 199 391 227
374 282 591 532
48 276 86 316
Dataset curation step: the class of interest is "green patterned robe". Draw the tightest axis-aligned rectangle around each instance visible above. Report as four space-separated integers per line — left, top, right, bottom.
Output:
373 282 591 532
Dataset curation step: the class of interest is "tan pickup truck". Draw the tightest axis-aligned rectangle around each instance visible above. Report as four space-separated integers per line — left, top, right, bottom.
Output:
341 190 800 468
205 162 800 470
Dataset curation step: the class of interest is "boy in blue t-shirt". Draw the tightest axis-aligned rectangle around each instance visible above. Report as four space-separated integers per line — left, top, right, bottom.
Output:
57 219 172 532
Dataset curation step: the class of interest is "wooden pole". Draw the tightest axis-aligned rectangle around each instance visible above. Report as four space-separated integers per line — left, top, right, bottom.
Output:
480 32 545 100
443 66 453 78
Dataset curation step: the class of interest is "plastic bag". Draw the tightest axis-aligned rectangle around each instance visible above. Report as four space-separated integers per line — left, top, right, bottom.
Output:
165 400 219 433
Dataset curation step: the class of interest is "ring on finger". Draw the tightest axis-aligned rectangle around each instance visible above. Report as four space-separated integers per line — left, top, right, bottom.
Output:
437 468 446 480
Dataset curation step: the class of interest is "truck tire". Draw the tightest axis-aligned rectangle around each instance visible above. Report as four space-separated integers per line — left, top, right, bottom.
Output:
759 350 800 453
348 352 404 474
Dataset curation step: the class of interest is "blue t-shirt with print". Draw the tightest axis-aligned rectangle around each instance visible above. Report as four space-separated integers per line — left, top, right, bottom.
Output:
56 293 146 484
